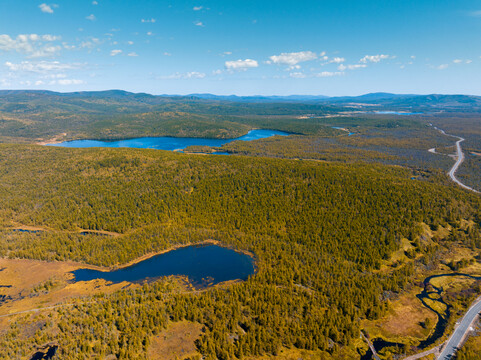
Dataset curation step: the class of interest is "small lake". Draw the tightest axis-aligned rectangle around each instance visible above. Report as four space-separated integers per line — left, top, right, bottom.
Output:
48 129 289 151
332 126 354 136
373 111 423 115
72 244 255 287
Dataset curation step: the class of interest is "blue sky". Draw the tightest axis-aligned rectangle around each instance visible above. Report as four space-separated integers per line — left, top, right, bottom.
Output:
1 0 481 95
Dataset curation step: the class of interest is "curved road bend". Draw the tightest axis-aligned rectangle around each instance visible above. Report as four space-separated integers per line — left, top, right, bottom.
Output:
431 126 479 194
437 296 481 360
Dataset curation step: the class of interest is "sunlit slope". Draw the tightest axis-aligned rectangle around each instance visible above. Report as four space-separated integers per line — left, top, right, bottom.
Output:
0 145 480 359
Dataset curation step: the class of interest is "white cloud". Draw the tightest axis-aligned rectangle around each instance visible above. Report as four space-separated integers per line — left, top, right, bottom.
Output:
184 72 205 78
268 51 317 66
316 71 344 77
127 41 134 45
287 64 301 71
437 64 449 70
225 59 258 71
92 1 98 5
453 59 472 64
110 49 122 56
193 6 203 11
0 34 62 58
163 52 172 56
43 73 67 79
141 18 156 23
42 35 60 41
80 37 101 49
289 72 306 78
147 31 153 36
5 61 83 73
330 57 345 64
468 10 481 17
57 79 85 85
39 4 55 13
127 52 138 57
360 54 392 63
194 21 204 27
338 64 366 71
350 64 367 69
86 14 96 21
162 71 206 79
30 46 61 58
4 61 86 87
289 70 344 79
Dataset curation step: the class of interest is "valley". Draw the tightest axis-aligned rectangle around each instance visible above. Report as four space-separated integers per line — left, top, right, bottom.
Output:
0 91 480 359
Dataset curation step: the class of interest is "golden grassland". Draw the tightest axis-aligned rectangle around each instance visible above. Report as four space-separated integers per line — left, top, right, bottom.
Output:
244 347 360 360
361 221 481 353
362 286 437 343
0 258 135 319
5 217 481 359
147 320 203 360
0 240 239 321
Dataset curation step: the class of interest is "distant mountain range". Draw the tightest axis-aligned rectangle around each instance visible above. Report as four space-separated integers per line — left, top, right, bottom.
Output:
187 92 481 108
1 90 481 110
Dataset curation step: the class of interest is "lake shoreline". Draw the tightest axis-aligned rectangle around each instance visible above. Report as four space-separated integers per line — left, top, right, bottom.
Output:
72 241 257 286
75 239 257 275
41 128 291 147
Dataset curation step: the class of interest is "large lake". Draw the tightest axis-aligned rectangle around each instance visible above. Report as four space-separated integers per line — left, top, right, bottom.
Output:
49 129 289 151
373 111 423 115
72 244 255 287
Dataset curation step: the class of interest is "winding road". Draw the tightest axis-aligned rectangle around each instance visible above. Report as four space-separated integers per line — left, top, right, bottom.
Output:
437 296 481 360
431 125 479 193
394 126 481 360
427 125 480 359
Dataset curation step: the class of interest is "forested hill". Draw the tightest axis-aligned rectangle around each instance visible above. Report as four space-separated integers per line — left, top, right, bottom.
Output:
0 90 341 143
1 89 480 107
1 90 480 144
0 145 480 359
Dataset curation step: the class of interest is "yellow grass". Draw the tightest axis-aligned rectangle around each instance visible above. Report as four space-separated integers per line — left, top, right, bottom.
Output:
245 346 358 360
0 258 136 324
362 287 437 344
147 320 203 360
430 276 475 292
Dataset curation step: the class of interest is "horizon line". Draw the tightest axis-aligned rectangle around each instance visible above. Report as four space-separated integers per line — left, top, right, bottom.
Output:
0 89 480 98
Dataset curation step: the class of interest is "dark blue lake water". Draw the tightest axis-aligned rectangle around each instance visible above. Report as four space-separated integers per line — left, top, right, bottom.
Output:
72 244 255 287
373 111 423 115
49 129 289 151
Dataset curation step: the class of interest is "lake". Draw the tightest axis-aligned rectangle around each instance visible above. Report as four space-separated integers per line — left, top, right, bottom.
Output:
373 111 423 115
72 244 255 287
48 129 289 151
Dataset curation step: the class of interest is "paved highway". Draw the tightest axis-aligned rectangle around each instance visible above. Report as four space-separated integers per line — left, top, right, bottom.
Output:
437 296 481 359
431 126 479 194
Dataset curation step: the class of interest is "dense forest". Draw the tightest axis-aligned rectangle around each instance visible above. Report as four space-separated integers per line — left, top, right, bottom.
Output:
0 91 481 359
0 145 480 359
